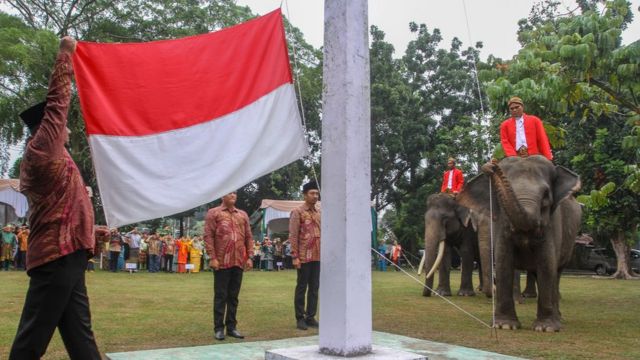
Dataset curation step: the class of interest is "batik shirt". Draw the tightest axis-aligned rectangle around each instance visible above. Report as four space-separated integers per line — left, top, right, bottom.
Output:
289 203 321 263
204 205 254 270
19 52 95 270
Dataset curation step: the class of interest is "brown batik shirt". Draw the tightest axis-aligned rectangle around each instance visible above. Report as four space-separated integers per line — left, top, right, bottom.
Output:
289 203 321 263
19 52 96 271
204 204 254 270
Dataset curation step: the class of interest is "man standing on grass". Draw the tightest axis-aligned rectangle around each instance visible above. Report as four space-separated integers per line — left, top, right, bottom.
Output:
16 225 29 270
1 225 17 271
205 191 254 341
289 180 321 330
10 37 102 360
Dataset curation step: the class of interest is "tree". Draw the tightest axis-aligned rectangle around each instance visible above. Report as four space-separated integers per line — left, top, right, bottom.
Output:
371 22 492 254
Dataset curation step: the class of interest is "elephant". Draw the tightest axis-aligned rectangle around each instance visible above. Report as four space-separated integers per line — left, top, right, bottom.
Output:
457 155 581 332
420 193 481 297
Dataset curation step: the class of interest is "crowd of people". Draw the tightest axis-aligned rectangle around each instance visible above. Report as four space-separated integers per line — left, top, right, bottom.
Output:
90 227 301 274
1 224 29 271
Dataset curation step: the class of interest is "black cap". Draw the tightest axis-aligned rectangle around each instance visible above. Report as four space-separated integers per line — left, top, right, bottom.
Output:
302 180 319 194
20 102 46 132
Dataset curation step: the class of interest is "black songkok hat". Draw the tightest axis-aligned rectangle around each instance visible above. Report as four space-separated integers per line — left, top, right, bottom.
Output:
302 180 319 194
20 102 47 132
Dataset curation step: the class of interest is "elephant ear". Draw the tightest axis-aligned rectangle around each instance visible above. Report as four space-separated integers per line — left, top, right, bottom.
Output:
552 166 581 212
456 205 478 231
456 173 499 219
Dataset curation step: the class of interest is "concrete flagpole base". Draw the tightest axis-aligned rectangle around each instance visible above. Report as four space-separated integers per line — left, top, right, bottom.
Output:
265 345 426 360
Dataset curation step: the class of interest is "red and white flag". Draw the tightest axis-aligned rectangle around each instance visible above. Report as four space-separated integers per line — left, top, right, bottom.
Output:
73 10 308 227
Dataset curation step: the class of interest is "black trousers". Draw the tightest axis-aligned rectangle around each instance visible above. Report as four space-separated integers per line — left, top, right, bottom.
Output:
213 267 243 332
294 261 320 321
164 255 174 272
16 250 27 270
10 250 100 360
109 251 119 272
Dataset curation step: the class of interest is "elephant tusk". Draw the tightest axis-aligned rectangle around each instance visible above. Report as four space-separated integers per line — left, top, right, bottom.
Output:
425 241 445 280
418 249 427 275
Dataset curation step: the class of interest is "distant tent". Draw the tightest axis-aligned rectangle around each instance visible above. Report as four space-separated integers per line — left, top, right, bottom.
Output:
0 179 28 224
250 200 321 240
250 199 377 248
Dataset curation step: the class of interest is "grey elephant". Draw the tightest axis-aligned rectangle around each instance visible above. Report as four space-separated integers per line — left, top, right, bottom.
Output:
420 193 481 297
457 155 581 332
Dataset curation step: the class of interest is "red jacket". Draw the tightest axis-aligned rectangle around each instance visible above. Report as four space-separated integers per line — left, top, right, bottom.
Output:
500 114 553 160
440 168 464 193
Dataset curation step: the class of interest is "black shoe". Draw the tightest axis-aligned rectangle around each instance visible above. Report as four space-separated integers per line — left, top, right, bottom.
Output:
305 318 319 327
296 319 308 330
214 330 225 341
227 329 244 339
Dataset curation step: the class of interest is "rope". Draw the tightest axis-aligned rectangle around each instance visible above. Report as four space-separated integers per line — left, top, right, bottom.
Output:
462 0 498 338
283 0 496 336
372 247 493 329
461 0 491 159
282 0 321 193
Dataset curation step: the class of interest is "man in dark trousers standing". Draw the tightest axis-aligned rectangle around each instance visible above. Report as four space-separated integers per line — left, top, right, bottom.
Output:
289 180 321 330
10 37 104 360
204 191 254 341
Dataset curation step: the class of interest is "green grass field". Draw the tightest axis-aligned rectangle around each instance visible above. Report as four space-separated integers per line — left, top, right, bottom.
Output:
0 269 638 359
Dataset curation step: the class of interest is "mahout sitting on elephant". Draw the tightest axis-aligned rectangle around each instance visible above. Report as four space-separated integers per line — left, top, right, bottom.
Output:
420 193 482 297
457 155 581 332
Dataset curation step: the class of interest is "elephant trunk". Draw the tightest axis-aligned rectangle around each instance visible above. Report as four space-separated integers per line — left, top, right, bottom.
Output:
481 162 535 231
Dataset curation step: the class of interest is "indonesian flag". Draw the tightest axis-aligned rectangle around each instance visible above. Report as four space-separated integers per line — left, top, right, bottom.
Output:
73 9 308 227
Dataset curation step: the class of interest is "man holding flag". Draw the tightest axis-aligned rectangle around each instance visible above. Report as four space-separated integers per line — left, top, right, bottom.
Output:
10 37 102 360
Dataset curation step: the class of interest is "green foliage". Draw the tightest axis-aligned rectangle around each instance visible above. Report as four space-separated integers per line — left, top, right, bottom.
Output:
371 23 493 254
481 0 639 249
8 156 21 179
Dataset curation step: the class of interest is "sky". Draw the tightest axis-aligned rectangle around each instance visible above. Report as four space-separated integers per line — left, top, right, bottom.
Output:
238 0 640 60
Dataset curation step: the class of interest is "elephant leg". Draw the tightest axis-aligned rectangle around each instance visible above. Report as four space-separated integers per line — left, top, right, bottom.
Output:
458 239 476 296
522 271 538 298
494 237 520 330
533 253 561 332
436 246 452 296
477 219 493 297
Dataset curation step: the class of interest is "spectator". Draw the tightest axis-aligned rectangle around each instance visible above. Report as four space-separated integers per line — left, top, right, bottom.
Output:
261 237 274 271
139 234 148 271
2 225 17 271
108 228 123 272
274 238 284 271
284 239 292 269
163 235 176 272
147 234 161 273
176 237 190 273
391 241 402 271
189 236 204 273
253 241 262 270
16 225 29 270
126 228 142 270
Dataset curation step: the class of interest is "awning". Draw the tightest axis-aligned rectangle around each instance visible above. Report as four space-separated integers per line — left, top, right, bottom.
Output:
0 179 28 218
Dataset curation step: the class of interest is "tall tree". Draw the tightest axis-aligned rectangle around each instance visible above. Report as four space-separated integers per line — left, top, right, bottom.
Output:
374 22 491 254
